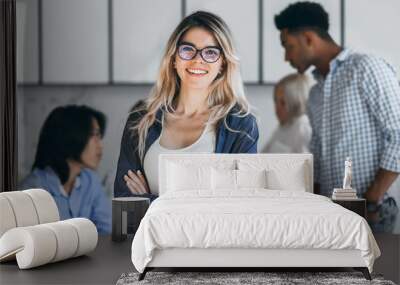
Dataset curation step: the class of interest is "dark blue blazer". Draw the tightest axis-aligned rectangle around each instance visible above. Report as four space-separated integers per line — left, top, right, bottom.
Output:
114 106 259 199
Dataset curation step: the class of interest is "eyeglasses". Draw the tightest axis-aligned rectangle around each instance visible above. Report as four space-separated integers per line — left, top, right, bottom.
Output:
177 43 222 63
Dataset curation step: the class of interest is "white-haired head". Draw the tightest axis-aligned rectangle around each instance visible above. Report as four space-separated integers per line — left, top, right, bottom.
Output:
274 73 311 125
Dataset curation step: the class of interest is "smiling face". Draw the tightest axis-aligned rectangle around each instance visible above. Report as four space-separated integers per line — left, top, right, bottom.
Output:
280 29 314 74
174 27 223 91
80 118 103 170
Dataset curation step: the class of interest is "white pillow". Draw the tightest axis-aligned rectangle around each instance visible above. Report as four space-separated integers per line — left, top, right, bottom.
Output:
167 162 211 191
237 169 267 189
211 168 267 190
238 159 307 192
211 168 236 190
266 167 306 191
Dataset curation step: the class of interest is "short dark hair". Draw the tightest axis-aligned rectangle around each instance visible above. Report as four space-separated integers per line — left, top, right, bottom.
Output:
274 1 332 40
33 105 106 184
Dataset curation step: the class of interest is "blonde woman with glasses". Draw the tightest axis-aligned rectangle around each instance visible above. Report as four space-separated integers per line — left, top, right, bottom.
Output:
114 11 259 199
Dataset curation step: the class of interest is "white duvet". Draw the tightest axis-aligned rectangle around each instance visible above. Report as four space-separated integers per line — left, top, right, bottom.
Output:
131 190 380 273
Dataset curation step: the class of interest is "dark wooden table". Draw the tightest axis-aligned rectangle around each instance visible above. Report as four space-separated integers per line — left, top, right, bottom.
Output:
0 235 134 285
332 198 366 218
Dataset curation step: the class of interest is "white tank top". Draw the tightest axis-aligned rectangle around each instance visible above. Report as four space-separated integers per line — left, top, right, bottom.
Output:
143 118 215 195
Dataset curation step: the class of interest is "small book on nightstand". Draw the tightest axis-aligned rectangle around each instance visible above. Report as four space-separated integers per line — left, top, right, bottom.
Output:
332 188 358 200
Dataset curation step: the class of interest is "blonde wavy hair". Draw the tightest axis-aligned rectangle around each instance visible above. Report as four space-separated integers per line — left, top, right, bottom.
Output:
131 11 251 161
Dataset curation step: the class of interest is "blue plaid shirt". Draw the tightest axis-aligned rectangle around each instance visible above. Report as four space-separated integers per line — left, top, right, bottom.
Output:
307 48 400 197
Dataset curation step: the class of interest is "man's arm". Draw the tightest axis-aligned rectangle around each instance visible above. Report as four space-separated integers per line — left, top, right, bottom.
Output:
364 168 399 203
359 57 400 202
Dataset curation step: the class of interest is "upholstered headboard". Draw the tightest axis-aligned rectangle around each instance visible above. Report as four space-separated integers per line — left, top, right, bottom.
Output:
159 154 313 195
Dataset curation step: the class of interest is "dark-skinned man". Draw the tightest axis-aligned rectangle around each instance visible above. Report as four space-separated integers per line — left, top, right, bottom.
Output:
274 2 400 231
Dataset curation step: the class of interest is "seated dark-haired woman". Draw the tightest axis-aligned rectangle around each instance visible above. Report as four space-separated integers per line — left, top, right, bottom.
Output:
19 105 111 234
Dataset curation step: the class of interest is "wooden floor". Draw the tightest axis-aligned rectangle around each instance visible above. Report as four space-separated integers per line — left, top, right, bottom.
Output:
374 233 400 284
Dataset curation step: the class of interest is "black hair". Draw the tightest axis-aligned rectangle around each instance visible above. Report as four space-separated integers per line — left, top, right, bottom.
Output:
32 105 106 184
274 1 332 41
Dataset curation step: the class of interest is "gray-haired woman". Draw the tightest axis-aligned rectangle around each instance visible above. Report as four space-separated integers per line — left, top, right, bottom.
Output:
263 73 311 153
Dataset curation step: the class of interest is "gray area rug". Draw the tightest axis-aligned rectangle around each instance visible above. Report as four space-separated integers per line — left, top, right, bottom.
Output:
116 271 396 285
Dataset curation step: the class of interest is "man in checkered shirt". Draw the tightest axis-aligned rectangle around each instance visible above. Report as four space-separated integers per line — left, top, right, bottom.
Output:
274 2 400 231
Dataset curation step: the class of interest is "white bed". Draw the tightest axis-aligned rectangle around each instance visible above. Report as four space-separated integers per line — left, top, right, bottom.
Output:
131 154 380 280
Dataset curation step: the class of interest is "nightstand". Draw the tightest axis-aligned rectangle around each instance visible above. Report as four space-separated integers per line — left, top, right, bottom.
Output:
332 198 366 219
112 197 150 242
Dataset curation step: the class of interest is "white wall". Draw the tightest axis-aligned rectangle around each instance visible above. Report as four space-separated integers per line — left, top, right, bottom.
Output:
17 85 278 196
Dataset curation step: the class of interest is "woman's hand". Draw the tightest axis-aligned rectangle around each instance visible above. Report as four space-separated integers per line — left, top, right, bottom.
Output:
123 170 150 195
